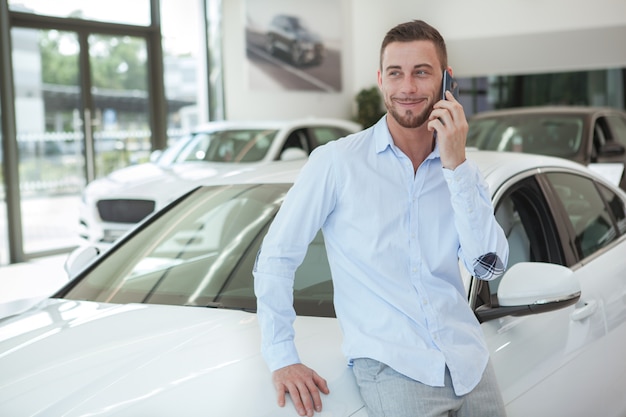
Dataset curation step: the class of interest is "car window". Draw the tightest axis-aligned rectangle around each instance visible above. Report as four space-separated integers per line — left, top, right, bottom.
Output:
156 134 193 166
233 227 335 317
592 122 608 159
495 196 531 268
605 114 626 147
281 129 309 153
488 176 562 299
546 172 618 259
598 184 626 235
467 115 584 157
176 133 211 162
205 130 277 162
63 185 285 308
309 126 352 146
173 129 278 163
62 184 335 317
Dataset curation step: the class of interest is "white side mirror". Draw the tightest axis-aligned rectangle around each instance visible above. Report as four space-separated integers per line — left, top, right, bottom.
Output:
280 148 308 161
64 246 100 278
498 262 580 307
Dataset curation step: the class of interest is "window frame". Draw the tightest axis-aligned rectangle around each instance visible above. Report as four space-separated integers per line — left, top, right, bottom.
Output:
540 171 623 264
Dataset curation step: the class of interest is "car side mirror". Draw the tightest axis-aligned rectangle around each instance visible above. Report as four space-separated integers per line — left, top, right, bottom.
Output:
280 148 308 161
64 245 101 278
476 262 581 323
599 142 625 156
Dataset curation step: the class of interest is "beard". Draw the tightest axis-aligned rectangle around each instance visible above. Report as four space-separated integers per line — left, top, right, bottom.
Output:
384 95 434 129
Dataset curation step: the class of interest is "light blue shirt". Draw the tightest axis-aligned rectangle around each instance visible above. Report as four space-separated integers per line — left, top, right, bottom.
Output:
254 116 508 395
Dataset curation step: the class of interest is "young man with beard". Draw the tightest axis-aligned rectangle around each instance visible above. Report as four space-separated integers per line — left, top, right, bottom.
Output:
254 20 509 417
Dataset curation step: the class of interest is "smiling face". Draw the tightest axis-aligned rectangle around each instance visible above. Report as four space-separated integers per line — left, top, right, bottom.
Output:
377 40 443 129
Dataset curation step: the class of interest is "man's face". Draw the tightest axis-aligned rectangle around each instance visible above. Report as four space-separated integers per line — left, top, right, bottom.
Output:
377 40 443 129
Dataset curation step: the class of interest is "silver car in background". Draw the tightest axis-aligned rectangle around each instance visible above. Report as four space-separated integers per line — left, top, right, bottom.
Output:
467 106 626 190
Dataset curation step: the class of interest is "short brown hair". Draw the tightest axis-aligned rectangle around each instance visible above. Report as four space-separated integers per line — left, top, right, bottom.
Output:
380 20 448 70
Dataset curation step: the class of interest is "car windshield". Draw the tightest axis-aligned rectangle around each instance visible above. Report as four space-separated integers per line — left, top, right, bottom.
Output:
467 114 584 157
292 18 310 32
61 184 335 317
158 128 279 166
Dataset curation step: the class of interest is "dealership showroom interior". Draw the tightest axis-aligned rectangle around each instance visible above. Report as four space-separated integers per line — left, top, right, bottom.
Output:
2 0 626 415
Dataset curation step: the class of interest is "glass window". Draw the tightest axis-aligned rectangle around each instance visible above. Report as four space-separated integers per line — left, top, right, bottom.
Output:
174 129 277 163
89 34 151 178
547 173 618 259
310 126 352 146
62 184 335 317
460 69 625 117
467 114 584 158
161 0 204 136
9 0 151 26
281 130 308 154
495 195 531 269
0 85 6 265
598 184 626 236
63 185 283 307
490 176 560 296
176 133 212 162
13 27 84 254
606 114 626 147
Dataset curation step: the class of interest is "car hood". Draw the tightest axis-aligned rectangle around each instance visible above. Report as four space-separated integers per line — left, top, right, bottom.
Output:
87 162 261 202
0 299 364 417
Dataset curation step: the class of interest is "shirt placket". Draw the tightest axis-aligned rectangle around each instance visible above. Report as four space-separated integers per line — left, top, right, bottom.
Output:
409 159 443 347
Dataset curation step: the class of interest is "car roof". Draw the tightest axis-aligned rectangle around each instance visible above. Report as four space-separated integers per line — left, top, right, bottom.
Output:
192 118 362 134
465 149 587 191
469 105 626 119
202 149 595 193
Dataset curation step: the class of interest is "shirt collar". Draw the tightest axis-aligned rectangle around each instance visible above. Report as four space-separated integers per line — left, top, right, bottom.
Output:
374 115 441 160
374 116 393 154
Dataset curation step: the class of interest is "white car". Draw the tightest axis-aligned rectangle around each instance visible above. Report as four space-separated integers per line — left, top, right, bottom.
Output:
79 118 361 245
2 150 626 416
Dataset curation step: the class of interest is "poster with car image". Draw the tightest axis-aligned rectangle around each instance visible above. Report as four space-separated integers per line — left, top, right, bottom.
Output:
245 0 343 92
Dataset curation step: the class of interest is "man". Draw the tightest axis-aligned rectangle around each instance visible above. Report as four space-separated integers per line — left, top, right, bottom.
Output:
254 20 509 417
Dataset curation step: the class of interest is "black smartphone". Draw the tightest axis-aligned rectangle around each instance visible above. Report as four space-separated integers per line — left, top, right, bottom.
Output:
442 70 459 100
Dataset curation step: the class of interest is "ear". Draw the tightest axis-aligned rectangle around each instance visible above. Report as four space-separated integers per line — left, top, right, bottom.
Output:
446 66 454 78
377 69 383 88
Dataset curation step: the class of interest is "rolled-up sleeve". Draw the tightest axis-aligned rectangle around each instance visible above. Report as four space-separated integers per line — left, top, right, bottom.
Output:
443 159 509 281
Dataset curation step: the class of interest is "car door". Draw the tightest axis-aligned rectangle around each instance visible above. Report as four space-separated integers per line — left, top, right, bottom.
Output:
475 170 626 417
542 171 626 417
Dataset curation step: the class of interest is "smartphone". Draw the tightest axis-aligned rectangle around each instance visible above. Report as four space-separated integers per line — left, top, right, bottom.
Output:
442 70 459 100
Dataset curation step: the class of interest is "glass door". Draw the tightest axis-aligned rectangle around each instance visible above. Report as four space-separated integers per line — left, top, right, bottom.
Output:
12 27 84 254
0 90 6 264
11 26 150 255
88 34 151 178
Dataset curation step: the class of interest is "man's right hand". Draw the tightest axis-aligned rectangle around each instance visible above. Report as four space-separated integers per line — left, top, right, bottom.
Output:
272 363 330 417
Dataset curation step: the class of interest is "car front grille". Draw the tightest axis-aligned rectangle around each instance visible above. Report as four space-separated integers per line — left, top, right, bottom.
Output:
97 199 156 223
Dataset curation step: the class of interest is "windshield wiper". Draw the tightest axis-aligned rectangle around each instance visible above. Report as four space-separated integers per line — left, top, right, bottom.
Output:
203 301 256 313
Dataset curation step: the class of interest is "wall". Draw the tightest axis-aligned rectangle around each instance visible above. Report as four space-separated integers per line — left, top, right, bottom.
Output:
223 0 626 121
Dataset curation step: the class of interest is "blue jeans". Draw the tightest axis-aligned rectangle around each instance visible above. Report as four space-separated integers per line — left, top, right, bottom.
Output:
351 358 506 417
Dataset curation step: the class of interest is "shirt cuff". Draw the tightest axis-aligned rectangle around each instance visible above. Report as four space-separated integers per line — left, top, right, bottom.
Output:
262 339 302 372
